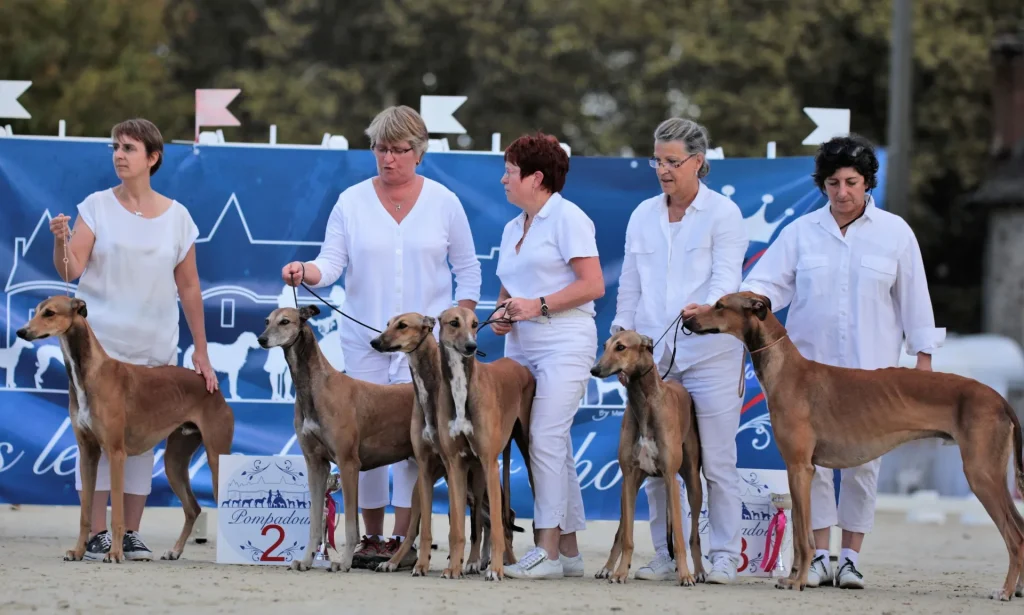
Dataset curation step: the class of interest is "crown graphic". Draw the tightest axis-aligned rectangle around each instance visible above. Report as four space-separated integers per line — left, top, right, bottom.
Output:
722 186 795 245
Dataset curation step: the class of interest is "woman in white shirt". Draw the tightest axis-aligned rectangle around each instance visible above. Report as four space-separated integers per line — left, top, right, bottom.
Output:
741 134 945 589
613 118 749 584
281 105 481 570
492 132 605 579
48 118 217 563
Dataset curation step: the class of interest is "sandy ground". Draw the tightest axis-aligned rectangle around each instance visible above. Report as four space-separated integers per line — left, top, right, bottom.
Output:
0 506 1016 614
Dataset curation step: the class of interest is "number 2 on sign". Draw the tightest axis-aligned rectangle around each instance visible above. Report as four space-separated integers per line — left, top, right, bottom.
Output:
260 524 286 562
737 537 749 572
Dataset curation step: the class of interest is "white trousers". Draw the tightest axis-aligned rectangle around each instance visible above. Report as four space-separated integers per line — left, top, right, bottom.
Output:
505 316 595 533
75 448 155 496
810 459 882 533
343 340 418 510
645 346 745 563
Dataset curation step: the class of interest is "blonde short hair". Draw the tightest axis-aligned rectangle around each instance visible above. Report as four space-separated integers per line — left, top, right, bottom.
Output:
365 106 430 157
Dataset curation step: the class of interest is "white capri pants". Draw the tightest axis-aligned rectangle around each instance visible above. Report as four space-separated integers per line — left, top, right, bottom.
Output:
645 346 745 564
504 315 596 533
344 338 418 510
810 459 882 534
75 448 155 496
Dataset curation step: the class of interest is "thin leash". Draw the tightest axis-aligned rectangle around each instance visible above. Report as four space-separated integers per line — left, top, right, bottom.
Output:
739 334 790 399
62 219 73 296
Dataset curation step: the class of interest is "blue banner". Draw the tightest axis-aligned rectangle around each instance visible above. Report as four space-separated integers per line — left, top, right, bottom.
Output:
0 139 886 520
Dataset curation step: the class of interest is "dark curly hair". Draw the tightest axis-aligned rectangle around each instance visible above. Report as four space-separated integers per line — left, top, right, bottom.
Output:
811 134 879 193
504 132 570 194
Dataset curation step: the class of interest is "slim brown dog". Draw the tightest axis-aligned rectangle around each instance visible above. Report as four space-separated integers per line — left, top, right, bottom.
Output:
436 306 535 581
590 330 705 586
15 296 234 563
683 291 1024 600
258 305 418 573
369 312 518 576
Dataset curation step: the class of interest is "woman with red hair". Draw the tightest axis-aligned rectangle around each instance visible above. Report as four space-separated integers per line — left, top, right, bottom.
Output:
492 133 604 579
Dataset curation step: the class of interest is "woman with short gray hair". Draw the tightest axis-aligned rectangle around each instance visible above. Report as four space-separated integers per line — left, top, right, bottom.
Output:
281 105 482 570
611 117 749 584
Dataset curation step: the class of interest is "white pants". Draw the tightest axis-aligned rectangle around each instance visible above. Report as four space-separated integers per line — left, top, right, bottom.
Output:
645 346 745 563
344 340 418 510
505 316 595 533
810 459 882 533
75 448 155 496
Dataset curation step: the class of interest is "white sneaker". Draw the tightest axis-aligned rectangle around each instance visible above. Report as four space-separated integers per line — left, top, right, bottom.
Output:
705 555 738 585
806 554 833 588
560 553 584 577
634 551 675 581
505 547 564 579
836 558 865 589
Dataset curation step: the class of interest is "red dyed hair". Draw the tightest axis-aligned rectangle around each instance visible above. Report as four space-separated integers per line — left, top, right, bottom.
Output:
504 132 569 194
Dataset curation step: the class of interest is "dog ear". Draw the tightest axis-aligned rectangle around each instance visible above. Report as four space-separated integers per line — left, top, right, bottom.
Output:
299 305 320 321
640 335 655 353
422 315 436 330
69 297 87 317
749 297 769 321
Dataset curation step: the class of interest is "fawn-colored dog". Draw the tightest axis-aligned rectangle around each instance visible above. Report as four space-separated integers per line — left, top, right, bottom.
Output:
16 296 234 563
590 330 705 585
683 291 1024 600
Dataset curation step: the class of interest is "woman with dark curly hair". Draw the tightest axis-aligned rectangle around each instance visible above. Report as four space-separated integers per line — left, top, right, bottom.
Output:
741 134 945 589
491 132 604 579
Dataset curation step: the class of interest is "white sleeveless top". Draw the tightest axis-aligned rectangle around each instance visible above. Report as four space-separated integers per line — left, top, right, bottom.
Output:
74 189 199 366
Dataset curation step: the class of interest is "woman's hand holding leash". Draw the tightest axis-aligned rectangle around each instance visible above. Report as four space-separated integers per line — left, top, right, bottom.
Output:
282 261 305 287
49 214 73 240
681 303 712 320
501 297 543 321
191 349 219 393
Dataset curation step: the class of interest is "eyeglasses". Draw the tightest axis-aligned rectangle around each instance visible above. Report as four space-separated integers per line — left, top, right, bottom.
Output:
373 145 414 157
649 153 696 169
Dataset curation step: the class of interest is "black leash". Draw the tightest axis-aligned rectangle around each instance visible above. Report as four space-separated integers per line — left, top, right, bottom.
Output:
651 310 693 380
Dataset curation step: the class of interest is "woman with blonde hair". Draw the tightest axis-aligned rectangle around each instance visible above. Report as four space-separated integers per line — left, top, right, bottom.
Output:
281 105 481 570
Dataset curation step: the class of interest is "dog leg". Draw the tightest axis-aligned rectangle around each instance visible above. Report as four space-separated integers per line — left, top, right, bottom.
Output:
442 457 468 579
596 519 623 579
777 463 814 591
681 432 706 582
377 470 425 574
664 467 695 587
466 466 486 575
483 456 506 581
66 437 100 562
292 455 330 572
610 468 644 583
106 447 127 564
160 428 203 560
337 461 360 572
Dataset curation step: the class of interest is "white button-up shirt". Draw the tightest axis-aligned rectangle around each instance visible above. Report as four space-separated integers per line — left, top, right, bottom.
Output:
496 192 600 317
612 183 748 371
741 196 945 370
310 177 482 345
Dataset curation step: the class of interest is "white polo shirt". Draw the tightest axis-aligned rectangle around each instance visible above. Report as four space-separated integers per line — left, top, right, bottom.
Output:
496 192 600 317
310 177 482 345
612 182 748 371
741 196 945 370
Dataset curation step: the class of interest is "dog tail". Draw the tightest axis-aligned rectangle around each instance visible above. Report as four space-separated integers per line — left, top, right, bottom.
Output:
1008 399 1024 499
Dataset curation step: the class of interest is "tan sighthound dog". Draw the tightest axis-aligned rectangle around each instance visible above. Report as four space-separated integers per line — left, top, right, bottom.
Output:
683 291 1024 600
369 312 523 576
16 296 235 563
258 304 424 573
436 306 536 580
590 330 705 586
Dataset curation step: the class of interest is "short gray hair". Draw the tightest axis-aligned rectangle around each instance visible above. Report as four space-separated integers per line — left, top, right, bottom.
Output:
654 118 711 179
365 105 430 158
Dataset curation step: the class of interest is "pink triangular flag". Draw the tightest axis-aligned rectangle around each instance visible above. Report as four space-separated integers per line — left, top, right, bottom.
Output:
195 89 241 140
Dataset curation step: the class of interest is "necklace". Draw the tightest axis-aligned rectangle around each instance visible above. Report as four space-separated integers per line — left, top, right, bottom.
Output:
377 180 405 211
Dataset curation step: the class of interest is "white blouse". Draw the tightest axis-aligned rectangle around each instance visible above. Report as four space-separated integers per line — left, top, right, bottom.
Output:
741 196 945 370
75 189 198 367
612 183 748 371
496 192 600 318
309 177 482 345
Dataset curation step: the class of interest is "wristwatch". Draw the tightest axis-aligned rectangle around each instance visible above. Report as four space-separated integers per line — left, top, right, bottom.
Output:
540 297 549 317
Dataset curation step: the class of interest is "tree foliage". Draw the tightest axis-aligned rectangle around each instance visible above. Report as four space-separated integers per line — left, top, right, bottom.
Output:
0 0 1018 332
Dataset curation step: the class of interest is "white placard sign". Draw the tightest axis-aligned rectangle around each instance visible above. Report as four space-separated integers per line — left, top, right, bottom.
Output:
216 455 317 566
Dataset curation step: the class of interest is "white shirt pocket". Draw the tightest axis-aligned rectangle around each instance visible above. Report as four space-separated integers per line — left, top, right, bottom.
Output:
628 236 657 279
858 254 898 297
684 233 713 278
795 254 829 297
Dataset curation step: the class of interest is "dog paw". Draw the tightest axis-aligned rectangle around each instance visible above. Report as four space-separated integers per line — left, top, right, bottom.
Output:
693 571 707 584
441 568 464 580
464 560 481 575
991 589 1013 601
595 567 612 579
376 561 399 573
290 560 312 572
678 573 696 587
609 571 629 584
330 561 347 573
104 551 124 564
160 550 181 561
485 568 503 582
411 563 429 577
775 578 805 591
63 550 84 562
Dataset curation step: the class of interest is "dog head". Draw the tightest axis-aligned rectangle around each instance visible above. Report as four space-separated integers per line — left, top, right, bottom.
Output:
258 305 321 349
16 296 87 341
438 306 479 357
682 292 772 341
370 313 436 353
590 330 655 379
